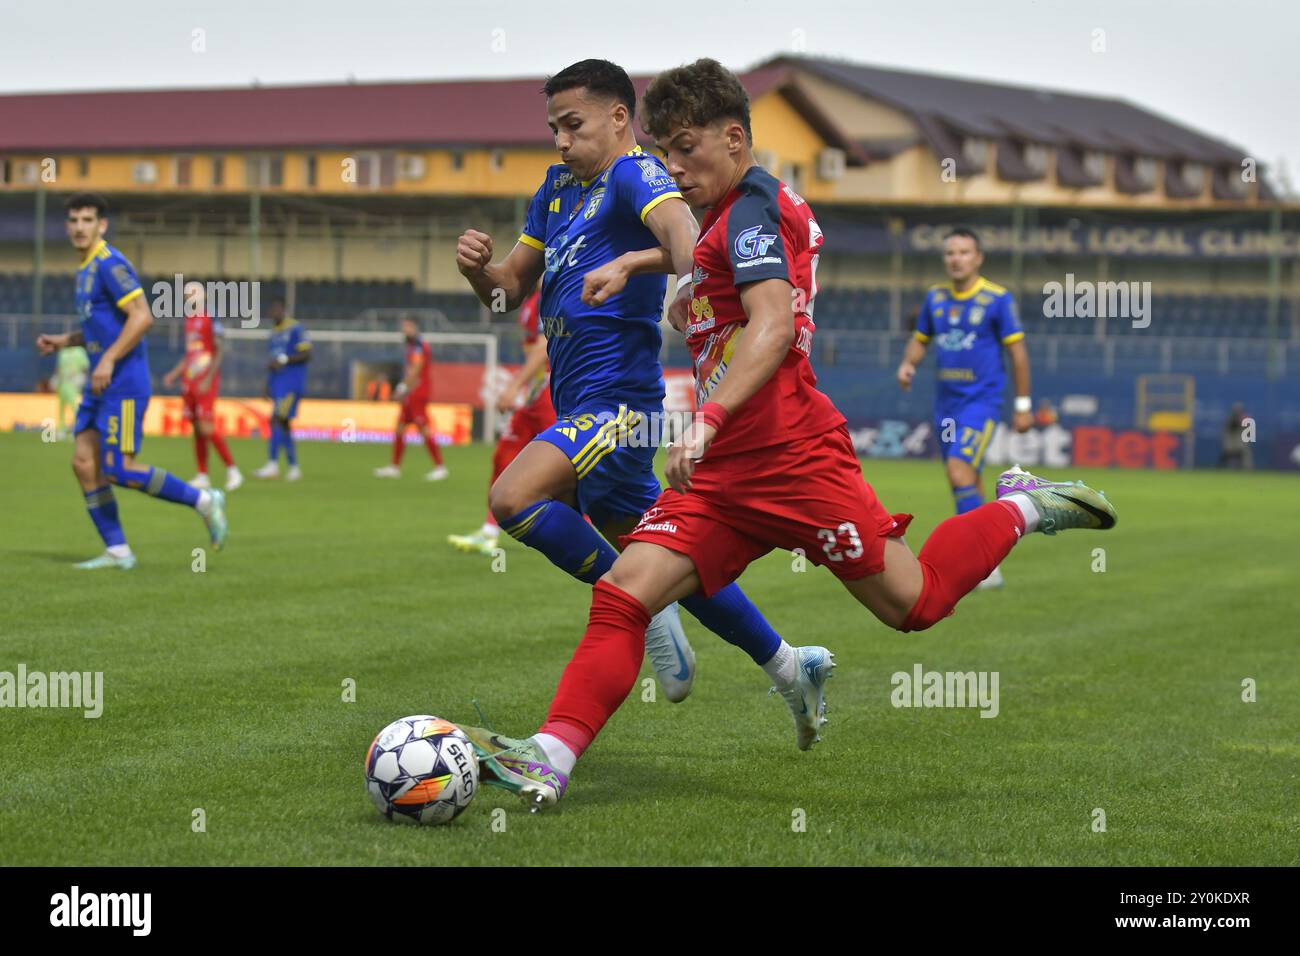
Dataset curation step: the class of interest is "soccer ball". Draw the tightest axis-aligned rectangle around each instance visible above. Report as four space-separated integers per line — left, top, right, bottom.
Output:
364 715 479 825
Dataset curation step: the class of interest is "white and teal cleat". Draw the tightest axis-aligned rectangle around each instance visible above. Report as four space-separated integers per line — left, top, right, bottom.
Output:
457 725 568 812
74 551 136 571
204 489 229 550
644 602 695 703
775 645 835 751
997 465 1117 535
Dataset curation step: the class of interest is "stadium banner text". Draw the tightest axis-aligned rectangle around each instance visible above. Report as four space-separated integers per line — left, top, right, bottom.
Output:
0 393 473 445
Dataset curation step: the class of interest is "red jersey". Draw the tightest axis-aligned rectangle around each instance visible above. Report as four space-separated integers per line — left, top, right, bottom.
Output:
182 312 221 391
518 290 551 408
405 338 433 400
688 166 843 456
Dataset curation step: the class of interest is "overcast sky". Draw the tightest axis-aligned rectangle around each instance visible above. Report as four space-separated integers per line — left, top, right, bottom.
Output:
5 0 1297 188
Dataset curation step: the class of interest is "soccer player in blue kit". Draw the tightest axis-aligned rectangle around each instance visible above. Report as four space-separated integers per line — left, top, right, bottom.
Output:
455 60 830 745
254 297 310 482
36 194 229 569
897 227 1034 589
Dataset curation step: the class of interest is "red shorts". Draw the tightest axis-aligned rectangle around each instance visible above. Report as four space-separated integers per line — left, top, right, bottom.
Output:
182 386 217 423
624 425 913 597
399 395 431 428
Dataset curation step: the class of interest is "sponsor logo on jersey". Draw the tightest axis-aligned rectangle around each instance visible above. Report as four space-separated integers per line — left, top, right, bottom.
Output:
553 172 576 190
637 158 662 181
734 224 778 261
782 183 806 206
936 329 978 351
808 218 823 246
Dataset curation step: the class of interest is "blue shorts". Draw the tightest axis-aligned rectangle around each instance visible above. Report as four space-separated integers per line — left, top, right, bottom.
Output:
935 407 998 470
76 392 149 458
271 388 302 421
533 403 661 529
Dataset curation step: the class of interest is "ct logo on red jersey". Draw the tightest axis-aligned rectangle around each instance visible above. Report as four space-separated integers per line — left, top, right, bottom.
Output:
734 225 778 260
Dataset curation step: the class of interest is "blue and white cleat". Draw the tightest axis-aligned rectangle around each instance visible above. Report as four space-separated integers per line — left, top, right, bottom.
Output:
204 489 229 550
775 645 835 751
997 465 1117 535
644 602 695 703
74 551 136 571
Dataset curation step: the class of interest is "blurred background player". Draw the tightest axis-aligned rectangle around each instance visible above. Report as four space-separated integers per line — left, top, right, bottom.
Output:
255 297 310 481
896 227 1032 589
448 287 554 554
162 281 243 491
373 316 448 480
51 339 89 439
36 194 227 569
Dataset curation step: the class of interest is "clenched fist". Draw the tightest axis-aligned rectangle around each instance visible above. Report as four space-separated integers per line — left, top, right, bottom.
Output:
456 229 494 277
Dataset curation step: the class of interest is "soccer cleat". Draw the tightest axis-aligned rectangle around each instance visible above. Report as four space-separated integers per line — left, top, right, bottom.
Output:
224 466 244 492
425 465 450 481
456 725 568 811
774 646 835 751
191 472 211 489
644 602 695 703
447 530 499 556
74 551 137 571
373 465 401 478
997 465 1117 535
253 461 279 479
285 465 302 482
978 565 1005 590
204 489 229 551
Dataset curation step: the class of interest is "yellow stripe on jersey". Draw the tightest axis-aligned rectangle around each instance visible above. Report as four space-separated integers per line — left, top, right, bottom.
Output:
518 233 545 251
1001 331 1025 345
569 407 629 473
79 240 107 269
639 191 683 223
116 287 143 308
913 330 931 343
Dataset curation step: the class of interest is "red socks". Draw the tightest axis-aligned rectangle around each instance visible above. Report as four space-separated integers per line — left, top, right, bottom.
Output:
391 428 406 466
209 431 234 467
539 579 649 757
424 433 443 466
902 500 1025 632
194 432 209 473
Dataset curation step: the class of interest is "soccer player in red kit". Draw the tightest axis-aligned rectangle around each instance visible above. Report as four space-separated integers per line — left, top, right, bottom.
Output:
374 317 448 481
162 282 243 491
459 59 1118 810
448 288 556 555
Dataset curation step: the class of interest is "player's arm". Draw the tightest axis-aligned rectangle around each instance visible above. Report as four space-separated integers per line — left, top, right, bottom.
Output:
497 332 548 412
896 336 928 391
285 331 311 366
36 330 84 354
91 294 153 395
162 353 186 388
582 198 697 303
395 352 422 398
1005 337 1033 432
457 230 545 312
667 278 793 491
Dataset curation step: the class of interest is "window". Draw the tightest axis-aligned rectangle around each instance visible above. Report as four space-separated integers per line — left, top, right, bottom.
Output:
0 159 9 184
77 157 89 177
354 151 397 189
304 155 317 187
450 150 465 171
212 157 224 186
175 156 193 187
246 155 284 188
489 149 504 172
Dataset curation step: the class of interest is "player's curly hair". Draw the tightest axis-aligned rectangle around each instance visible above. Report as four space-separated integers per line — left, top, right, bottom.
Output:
641 58 753 145
64 193 109 217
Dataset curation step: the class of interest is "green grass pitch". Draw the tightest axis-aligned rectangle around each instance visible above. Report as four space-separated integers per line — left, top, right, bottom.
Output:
1 431 1296 866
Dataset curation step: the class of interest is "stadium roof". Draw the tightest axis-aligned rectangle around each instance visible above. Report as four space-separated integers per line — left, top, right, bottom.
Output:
0 67 805 153
765 55 1249 166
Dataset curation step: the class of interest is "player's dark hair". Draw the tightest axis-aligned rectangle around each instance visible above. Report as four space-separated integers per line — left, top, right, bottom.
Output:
944 227 982 251
543 59 636 118
64 193 109 218
642 58 753 145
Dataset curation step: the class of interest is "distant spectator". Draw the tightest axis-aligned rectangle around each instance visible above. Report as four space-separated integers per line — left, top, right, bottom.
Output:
1219 403 1253 469
1034 398 1058 428
366 376 392 402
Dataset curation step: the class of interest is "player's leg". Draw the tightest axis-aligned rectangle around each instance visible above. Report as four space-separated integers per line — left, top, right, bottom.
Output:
97 396 229 550
279 396 301 479
191 398 211 488
417 420 448 481
375 411 406 477
256 394 284 478
198 389 240 488
943 414 1003 587
72 419 134 570
465 541 704 809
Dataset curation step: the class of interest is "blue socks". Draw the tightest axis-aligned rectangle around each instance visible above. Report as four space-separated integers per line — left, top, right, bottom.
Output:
146 468 201 507
500 500 616 583
268 422 282 462
84 485 126 548
680 585 781 665
500 498 783 664
269 421 295 464
953 483 983 515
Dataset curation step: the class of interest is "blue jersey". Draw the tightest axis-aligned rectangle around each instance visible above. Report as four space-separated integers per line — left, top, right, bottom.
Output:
520 148 682 415
915 276 1023 411
268 318 310 394
75 240 149 397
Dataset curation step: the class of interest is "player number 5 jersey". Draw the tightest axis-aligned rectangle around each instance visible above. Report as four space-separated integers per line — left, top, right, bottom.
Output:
688 166 844 456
